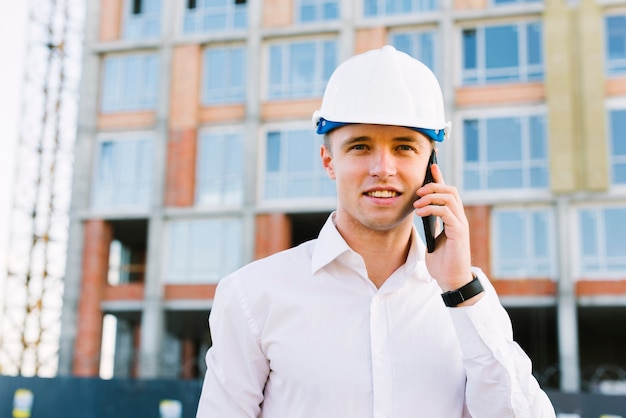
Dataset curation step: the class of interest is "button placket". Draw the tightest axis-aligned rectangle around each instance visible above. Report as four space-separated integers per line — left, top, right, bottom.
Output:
370 293 393 418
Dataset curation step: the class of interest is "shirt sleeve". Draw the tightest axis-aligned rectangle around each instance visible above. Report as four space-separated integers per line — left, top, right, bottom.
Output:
196 274 269 418
447 269 556 418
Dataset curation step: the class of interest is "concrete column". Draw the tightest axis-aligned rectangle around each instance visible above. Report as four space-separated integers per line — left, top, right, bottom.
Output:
137 0 175 378
556 197 580 392
58 0 101 376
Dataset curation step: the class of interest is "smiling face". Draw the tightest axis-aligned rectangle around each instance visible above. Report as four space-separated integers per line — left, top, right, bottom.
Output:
321 124 434 236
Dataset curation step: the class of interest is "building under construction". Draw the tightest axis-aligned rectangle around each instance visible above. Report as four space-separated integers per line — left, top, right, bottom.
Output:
0 0 84 377
51 0 626 395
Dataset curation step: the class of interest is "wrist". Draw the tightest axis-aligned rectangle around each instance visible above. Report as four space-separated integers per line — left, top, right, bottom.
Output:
441 273 484 307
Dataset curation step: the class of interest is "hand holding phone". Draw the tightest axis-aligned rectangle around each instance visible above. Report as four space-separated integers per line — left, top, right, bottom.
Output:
421 149 438 253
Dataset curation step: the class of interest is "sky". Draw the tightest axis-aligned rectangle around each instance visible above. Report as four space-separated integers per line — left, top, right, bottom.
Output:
0 1 29 319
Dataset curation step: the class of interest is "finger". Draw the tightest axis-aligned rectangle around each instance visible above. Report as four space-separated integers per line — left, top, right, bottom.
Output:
431 163 445 185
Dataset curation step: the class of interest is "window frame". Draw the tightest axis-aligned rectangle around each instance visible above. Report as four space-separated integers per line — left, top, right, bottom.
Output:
122 0 162 40
460 20 544 86
607 99 626 188
605 13 626 77
457 105 550 199
265 38 338 101
181 0 248 35
195 125 246 207
575 204 626 279
91 132 155 211
100 52 160 113
201 44 247 105
163 217 244 284
389 28 438 76
491 206 557 279
257 122 337 210
363 0 437 17
296 0 340 23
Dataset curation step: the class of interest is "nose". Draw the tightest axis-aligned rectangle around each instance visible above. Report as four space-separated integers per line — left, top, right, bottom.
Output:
369 149 397 178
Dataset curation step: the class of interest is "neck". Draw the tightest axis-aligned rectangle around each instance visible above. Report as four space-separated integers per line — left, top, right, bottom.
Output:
335 214 414 288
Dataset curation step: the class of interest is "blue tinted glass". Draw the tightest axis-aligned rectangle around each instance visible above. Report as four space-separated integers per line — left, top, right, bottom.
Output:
364 0 378 15
532 211 549 257
420 32 435 70
207 49 226 94
323 1 338 19
530 167 548 188
579 210 598 257
610 110 626 156
287 131 313 171
266 132 281 172
463 30 477 70
464 120 479 162
269 46 283 97
530 115 546 159
290 43 315 95
497 211 525 258
485 25 519 69
607 16 626 60
527 23 542 66
604 208 626 258
486 117 521 162
231 49 245 94
300 5 315 21
392 34 412 55
464 169 480 190
323 41 337 80
614 163 626 184
488 169 523 188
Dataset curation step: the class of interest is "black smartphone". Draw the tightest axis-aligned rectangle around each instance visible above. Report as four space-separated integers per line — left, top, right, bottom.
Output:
421 149 437 253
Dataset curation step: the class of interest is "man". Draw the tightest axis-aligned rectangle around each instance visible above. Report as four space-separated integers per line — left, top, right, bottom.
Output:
196 45 556 417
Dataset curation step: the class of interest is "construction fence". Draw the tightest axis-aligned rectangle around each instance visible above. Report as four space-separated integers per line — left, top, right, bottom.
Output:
1 375 626 417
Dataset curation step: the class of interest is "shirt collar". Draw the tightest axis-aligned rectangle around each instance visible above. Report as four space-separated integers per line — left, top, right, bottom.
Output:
311 213 427 276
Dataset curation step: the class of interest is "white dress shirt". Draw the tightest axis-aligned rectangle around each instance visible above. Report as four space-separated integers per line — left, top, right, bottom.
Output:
196 214 556 418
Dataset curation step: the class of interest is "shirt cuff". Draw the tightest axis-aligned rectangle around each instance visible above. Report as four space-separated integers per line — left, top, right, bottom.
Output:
447 270 513 358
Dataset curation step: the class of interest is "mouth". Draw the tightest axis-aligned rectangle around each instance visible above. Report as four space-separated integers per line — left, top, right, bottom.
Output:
365 190 400 198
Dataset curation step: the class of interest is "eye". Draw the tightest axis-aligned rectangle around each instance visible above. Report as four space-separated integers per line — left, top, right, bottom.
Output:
350 144 369 151
397 144 416 152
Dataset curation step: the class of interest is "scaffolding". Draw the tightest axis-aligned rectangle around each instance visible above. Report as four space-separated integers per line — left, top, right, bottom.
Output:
0 0 83 376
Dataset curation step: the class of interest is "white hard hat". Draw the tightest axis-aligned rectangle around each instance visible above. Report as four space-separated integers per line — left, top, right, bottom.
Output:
312 45 450 142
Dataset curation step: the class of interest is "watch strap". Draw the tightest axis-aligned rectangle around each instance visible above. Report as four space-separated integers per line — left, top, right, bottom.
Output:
441 275 484 307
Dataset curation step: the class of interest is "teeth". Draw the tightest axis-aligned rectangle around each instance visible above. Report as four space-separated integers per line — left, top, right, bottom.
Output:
367 190 398 198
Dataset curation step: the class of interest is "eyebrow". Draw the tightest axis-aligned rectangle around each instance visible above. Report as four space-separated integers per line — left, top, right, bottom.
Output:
341 135 423 147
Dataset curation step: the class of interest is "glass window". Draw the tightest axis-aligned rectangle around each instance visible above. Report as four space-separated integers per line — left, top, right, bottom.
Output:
201 46 246 104
298 0 339 22
462 22 543 85
492 0 541 5
390 31 436 74
606 15 626 76
364 0 436 16
263 129 336 200
101 54 159 112
268 40 337 100
182 0 247 34
462 113 548 191
610 109 626 185
579 206 626 275
92 137 154 208
123 0 161 40
166 218 243 283
196 131 244 206
492 208 556 278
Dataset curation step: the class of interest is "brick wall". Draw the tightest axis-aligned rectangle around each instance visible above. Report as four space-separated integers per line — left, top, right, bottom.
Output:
73 219 113 376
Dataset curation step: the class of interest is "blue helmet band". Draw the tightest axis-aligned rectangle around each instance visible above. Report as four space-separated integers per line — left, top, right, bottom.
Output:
316 118 444 142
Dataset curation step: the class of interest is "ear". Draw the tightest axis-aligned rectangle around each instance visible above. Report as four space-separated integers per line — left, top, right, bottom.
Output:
320 145 336 180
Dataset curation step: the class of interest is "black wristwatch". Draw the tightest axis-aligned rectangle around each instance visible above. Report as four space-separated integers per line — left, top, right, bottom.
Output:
441 275 484 307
